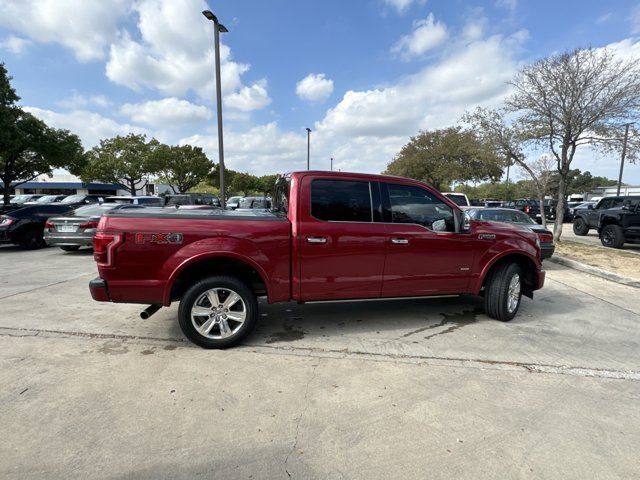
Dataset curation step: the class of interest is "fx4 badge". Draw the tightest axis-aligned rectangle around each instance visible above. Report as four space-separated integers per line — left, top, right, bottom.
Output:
478 233 496 240
135 232 184 245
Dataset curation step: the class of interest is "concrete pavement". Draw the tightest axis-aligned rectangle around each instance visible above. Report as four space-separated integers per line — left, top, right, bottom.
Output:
1 245 639 479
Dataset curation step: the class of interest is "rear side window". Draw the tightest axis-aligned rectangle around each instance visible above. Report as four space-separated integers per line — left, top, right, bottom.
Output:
311 179 372 222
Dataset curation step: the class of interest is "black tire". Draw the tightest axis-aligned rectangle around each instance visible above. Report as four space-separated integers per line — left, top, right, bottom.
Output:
484 263 522 322
572 218 589 236
60 246 81 252
178 275 258 349
18 228 46 250
600 224 625 249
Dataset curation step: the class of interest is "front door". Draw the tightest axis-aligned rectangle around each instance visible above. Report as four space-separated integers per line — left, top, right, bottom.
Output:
296 177 387 301
380 182 476 296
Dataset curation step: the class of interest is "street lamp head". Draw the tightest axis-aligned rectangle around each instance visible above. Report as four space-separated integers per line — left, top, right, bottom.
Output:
306 127 312 133
218 24 229 33
202 10 217 22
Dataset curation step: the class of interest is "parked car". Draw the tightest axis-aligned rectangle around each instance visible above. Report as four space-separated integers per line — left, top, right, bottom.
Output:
89 171 545 349
44 204 143 251
466 208 555 259
503 198 554 223
165 193 221 208
442 192 471 208
481 199 502 208
57 194 105 206
0 194 45 214
226 196 243 210
0 204 76 249
597 199 640 249
566 201 592 221
103 195 164 207
572 196 640 236
237 196 271 210
27 195 68 204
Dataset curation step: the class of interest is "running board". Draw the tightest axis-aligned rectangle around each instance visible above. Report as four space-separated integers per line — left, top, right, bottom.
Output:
300 295 459 304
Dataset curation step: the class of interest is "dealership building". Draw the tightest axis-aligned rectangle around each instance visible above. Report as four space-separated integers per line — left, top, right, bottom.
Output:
4 174 171 197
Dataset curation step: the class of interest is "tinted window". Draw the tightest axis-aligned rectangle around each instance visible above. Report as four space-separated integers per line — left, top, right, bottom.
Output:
445 194 468 206
72 204 117 216
311 180 372 222
386 184 454 232
474 209 535 224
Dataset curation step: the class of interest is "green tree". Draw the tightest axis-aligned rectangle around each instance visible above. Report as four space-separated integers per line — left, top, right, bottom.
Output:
229 172 258 196
256 174 278 196
156 144 213 193
0 63 85 205
385 127 504 191
83 134 160 196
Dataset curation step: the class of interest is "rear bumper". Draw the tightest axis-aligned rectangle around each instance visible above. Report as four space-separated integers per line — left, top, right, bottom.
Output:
44 232 94 247
541 244 555 260
89 277 110 302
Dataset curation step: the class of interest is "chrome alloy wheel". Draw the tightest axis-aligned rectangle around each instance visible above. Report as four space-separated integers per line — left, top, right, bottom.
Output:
190 288 247 339
507 273 521 314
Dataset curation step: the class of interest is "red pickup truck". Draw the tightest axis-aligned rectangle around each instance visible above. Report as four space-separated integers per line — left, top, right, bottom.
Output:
90 171 545 348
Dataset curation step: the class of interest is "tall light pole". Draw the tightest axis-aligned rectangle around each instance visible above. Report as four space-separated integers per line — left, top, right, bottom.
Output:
305 127 311 170
203 9 228 208
330 157 333 171
617 122 634 196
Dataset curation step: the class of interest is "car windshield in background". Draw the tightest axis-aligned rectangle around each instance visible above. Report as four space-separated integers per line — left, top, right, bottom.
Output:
60 194 85 204
72 204 116 216
35 195 58 203
10 195 32 203
446 194 468 206
471 208 536 224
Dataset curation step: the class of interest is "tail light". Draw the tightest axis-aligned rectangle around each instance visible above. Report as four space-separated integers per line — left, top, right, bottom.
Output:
44 220 55 231
538 232 554 244
79 220 99 229
0 215 15 226
93 232 122 267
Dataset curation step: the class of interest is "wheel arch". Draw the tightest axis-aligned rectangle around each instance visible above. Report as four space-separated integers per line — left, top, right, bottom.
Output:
163 253 270 306
476 252 539 299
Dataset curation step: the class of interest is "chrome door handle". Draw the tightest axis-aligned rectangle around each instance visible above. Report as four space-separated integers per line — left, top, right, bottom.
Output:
391 238 409 244
306 236 327 244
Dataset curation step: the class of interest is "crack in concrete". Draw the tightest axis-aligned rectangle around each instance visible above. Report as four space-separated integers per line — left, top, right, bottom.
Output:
1 325 638 381
284 361 319 478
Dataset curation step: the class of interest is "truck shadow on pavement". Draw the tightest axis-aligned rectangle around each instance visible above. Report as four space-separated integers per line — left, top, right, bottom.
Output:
250 296 492 346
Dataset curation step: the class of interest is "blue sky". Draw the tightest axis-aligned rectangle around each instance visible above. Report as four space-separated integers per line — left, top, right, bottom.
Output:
1 0 640 184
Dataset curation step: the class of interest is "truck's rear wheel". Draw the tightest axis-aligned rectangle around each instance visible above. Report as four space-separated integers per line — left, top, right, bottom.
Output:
572 218 589 236
484 263 522 322
600 224 625 249
178 275 258 349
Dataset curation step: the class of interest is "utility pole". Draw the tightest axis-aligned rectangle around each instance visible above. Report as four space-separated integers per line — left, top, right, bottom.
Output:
202 10 228 208
306 128 311 170
617 122 633 196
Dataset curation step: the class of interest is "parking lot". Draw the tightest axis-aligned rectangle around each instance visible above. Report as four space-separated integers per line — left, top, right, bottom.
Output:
1 245 639 479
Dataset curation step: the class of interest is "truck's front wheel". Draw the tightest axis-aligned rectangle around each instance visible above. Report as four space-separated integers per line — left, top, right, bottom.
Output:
573 218 589 236
484 263 522 322
178 276 258 349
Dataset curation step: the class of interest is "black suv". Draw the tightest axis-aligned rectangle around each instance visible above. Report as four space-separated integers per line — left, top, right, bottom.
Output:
598 199 640 248
572 196 640 236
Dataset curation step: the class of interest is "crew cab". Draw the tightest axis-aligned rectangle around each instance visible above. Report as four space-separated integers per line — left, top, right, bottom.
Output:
89 172 545 349
573 196 640 235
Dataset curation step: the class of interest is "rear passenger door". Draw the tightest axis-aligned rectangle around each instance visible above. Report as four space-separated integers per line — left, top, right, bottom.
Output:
296 177 387 301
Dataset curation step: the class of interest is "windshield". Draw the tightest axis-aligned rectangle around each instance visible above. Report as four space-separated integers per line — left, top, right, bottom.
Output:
35 195 60 203
71 204 116 216
11 195 33 203
471 209 536 224
60 194 85 204
445 194 468 206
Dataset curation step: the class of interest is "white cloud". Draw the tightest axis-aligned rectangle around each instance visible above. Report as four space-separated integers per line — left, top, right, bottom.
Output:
120 98 211 128
225 80 272 111
495 0 517 12
0 35 32 55
0 0 127 61
24 106 148 149
57 93 112 109
180 123 306 174
383 0 423 15
392 14 448 60
105 0 257 104
296 73 334 103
